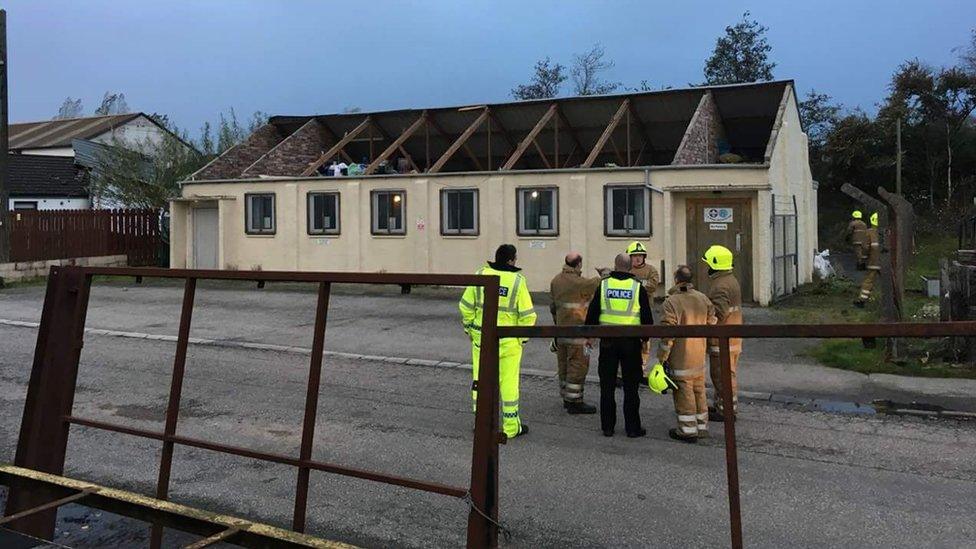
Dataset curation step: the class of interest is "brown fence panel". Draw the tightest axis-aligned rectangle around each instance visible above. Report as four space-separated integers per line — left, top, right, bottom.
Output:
9 209 161 266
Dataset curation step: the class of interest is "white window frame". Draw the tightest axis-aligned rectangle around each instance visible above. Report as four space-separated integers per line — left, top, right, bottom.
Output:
604 184 651 237
307 192 341 235
517 187 558 236
245 193 276 235
371 190 406 235
440 188 479 236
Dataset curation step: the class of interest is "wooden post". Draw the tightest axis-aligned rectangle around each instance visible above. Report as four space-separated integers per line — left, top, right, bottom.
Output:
582 99 630 168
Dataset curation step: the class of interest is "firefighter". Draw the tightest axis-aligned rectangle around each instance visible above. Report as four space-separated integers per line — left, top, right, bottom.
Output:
549 252 601 414
626 241 660 378
459 244 537 438
584 253 654 438
845 210 868 270
853 212 881 308
655 265 716 443
701 245 742 422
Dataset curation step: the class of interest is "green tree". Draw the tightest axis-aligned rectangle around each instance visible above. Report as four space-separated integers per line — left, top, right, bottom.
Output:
703 12 776 85
198 121 215 156
511 57 567 100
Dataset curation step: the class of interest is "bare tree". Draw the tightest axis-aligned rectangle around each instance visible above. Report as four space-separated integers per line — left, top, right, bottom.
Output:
511 57 567 100
571 44 619 96
54 97 83 119
94 92 129 115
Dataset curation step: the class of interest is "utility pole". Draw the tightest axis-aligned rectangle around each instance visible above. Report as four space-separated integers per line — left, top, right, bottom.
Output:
0 9 8 263
895 117 902 196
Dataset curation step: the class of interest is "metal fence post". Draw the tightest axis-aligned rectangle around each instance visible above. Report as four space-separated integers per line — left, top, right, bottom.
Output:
4 266 92 539
719 336 743 549
467 275 500 548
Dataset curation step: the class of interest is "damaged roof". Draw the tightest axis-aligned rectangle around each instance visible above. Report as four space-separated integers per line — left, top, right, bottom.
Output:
9 113 143 150
193 80 795 181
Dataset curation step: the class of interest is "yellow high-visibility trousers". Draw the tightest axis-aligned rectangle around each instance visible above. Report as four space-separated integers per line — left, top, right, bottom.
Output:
471 339 524 438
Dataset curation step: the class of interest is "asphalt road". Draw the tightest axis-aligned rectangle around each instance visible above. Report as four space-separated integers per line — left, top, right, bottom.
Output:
2 312 976 547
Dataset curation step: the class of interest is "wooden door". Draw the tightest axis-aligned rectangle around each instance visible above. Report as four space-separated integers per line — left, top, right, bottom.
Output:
686 199 753 302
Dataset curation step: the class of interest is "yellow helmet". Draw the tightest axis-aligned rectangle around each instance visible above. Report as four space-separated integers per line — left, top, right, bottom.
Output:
648 363 678 394
702 244 734 271
852 210 863 220
626 241 647 256
870 212 879 227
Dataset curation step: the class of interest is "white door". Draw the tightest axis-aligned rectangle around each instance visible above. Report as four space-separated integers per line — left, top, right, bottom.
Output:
193 207 218 269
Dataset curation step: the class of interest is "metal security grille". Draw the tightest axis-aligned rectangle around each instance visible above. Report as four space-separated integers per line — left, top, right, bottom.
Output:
771 194 799 299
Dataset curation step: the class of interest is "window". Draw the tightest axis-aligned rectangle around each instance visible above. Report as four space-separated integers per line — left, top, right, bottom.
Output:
245 193 276 235
371 190 406 235
307 192 340 235
12 201 38 210
604 185 650 236
517 187 558 236
441 189 479 235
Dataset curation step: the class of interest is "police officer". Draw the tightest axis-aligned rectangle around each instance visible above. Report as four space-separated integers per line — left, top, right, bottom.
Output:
845 210 868 270
585 253 653 438
549 252 601 414
626 241 660 378
702 245 743 422
459 244 537 438
854 212 881 308
655 265 716 443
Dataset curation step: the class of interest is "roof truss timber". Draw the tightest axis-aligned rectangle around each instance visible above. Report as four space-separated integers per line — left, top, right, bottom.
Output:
501 103 557 170
301 117 370 176
369 120 421 173
429 109 489 173
365 112 428 175
427 113 483 171
583 99 630 168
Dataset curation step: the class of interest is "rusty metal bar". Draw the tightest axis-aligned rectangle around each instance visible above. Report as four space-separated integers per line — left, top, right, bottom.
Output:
0 488 95 526
150 276 197 549
466 275 501 548
73 266 490 286
719 337 742 549
64 415 467 498
498 321 976 339
293 281 331 533
5 266 92 538
184 526 241 549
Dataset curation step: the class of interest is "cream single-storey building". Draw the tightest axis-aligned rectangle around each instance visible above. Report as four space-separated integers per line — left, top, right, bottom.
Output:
173 80 816 305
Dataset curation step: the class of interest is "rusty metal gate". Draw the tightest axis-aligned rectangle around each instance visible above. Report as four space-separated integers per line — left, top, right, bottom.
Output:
4 266 976 548
1 266 506 548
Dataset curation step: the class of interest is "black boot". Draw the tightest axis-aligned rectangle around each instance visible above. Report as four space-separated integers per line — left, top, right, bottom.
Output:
565 401 597 415
626 428 647 438
668 428 698 444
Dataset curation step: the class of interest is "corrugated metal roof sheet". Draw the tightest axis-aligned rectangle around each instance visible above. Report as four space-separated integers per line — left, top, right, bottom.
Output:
10 113 141 150
6 154 89 197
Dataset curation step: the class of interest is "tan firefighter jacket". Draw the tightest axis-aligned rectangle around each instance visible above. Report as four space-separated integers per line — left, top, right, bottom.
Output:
657 282 716 376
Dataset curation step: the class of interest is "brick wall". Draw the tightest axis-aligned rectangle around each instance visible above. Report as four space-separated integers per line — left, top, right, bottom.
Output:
242 119 329 177
193 124 286 180
672 92 727 165
0 254 128 283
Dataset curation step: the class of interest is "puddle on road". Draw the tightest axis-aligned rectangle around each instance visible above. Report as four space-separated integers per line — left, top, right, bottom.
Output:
808 399 877 415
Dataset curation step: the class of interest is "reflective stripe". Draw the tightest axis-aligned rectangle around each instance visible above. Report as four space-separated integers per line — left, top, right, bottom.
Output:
563 391 582 399
696 413 708 420
502 400 519 408
459 298 475 309
677 414 697 422
708 346 720 354
518 308 536 317
728 306 741 312
680 425 698 434
564 382 583 390
671 368 703 378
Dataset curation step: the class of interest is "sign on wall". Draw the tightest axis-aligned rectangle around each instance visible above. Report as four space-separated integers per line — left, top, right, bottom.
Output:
704 207 733 223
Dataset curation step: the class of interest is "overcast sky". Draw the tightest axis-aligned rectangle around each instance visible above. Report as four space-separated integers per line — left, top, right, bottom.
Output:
5 0 975 137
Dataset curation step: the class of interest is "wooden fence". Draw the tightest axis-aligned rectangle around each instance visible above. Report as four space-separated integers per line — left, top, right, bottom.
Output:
9 209 162 266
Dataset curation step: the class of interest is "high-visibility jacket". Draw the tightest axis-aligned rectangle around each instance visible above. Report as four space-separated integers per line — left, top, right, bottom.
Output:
598 277 642 325
459 263 537 344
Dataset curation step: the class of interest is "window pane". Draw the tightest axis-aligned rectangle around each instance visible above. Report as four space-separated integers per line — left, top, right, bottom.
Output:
538 190 552 230
324 195 337 230
377 194 389 230
524 191 539 231
311 195 324 231
390 194 402 230
447 191 460 231
261 197 273 230
459 191 475 230
630 188 646 231
612 188 628 230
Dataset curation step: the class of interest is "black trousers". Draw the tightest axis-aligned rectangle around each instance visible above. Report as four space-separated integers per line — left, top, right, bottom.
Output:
598 339 643 435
